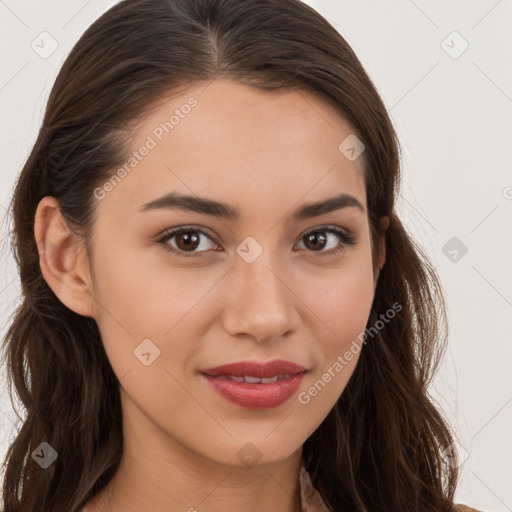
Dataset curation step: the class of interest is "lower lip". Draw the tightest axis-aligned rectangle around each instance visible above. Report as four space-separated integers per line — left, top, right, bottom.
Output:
202 372 306 410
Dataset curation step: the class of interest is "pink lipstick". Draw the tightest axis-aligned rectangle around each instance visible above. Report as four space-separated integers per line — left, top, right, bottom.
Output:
201 360 307 410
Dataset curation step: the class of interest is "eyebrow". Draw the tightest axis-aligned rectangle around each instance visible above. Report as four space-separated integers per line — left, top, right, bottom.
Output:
137 191 365 220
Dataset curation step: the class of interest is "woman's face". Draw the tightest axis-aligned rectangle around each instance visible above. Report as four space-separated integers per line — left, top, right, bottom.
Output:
85 79 384 467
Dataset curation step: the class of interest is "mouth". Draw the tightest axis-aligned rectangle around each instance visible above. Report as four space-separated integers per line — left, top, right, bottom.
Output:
200 359 308 410
201 359 307 378
207 374 297 383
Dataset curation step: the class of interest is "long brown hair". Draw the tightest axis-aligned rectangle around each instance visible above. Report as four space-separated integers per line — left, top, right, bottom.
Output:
1 0 458 510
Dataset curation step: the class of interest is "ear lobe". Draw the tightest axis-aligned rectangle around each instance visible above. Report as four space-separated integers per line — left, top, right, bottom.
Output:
34 196 96 318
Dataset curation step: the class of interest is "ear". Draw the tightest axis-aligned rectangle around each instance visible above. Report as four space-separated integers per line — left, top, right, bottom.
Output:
34 196 97 318
374 215 389 287
378 216 389 271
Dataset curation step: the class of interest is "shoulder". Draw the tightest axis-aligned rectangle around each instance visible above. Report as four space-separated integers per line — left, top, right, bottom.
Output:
454 504 484 512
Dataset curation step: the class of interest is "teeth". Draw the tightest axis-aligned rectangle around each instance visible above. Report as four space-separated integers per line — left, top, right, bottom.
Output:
244 375 262 383
217 374 291 383
223 375 244 382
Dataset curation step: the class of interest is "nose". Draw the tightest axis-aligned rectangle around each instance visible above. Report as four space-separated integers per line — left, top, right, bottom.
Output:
221 254 300 344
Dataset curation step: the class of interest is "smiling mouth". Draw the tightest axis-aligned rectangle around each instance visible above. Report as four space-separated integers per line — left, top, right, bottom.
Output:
201 359 307 379
207 373 303 383
200 359 308 410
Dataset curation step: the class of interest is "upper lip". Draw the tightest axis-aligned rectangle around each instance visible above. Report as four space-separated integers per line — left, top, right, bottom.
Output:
201 359 307 378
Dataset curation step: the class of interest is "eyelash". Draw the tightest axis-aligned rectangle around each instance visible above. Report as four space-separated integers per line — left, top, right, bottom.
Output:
156 225 356 258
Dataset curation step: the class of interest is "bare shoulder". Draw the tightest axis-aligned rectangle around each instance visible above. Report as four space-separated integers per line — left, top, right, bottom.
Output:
455 504 484 512
77 503 97 512
75 502 485 512
78 492 104 512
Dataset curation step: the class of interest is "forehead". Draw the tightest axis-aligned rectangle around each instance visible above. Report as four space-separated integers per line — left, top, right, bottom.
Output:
99 79 367 221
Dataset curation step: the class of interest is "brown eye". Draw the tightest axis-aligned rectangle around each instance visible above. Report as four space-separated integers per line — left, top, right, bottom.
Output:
303 231 328 251
174 231 201 251
158 227 218 257
297 227 356 255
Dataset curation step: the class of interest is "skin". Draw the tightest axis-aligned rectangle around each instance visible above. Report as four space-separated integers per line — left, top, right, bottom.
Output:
35 79 388 512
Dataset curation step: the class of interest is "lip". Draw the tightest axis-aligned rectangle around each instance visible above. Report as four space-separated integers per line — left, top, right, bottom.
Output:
202 359 306 378
201 359 307 410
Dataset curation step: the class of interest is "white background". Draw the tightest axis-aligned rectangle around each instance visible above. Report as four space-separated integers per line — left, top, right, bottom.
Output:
1 1 511 511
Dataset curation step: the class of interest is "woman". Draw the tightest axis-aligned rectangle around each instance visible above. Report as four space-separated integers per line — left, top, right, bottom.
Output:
1 0 481 511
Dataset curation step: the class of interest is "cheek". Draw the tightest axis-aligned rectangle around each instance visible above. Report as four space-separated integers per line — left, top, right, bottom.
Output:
297 250 375 398
89 245 227 391
91 238 217 335
303 251 376 345
297 286 372 424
